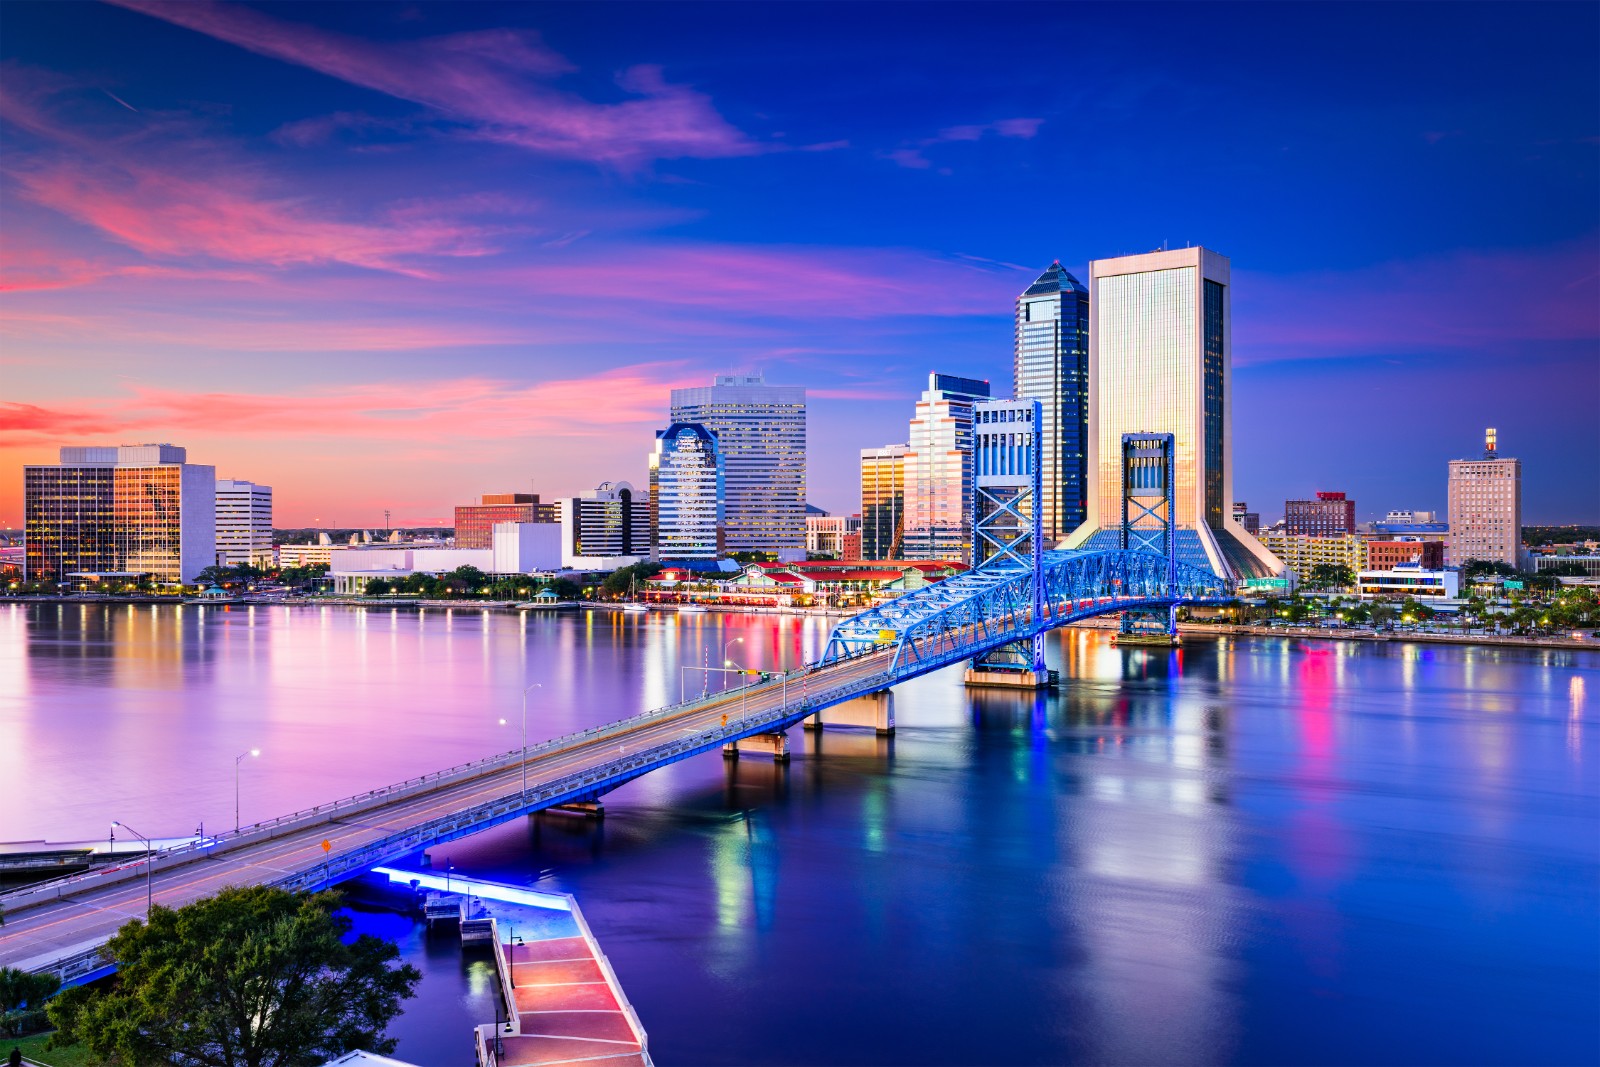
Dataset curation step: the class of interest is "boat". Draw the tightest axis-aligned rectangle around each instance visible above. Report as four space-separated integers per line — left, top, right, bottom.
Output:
622 604 649 613
677 604 707 614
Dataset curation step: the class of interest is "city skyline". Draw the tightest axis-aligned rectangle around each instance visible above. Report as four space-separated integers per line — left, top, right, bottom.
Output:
2 2 1597 526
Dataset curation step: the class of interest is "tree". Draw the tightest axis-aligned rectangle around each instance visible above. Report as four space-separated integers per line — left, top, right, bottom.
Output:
48 886 418 1067
1309 563 1354 591
0 967 59 1037
364 578 391 596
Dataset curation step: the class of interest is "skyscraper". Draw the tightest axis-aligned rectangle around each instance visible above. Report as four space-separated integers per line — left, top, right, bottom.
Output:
669 375 805 558
648 423 725 561
24 444 216 584
559 481 650 564
1014 261 1090 542
1447 428 1522 566
1063 248 1282 581
903 372 991 561
215 479 274 568
859 443 911 560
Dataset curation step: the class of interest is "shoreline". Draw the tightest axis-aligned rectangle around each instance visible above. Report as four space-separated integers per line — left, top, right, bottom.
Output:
7 595 1591 651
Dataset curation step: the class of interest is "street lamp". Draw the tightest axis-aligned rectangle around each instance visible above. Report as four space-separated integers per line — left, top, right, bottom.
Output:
520 683 542 799
234 748 260 833
111 820 154 920
723 638 744 688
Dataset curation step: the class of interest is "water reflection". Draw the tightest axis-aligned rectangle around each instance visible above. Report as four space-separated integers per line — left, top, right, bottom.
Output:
5 603 1597 1066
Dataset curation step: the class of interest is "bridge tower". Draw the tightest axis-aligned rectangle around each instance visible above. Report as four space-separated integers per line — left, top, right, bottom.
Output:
964 398 1054 688
1115 433 1181 645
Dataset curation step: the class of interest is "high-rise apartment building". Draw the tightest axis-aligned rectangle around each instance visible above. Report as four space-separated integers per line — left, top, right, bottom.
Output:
669 375 805 557
1285 491 1356 537
215 479 274 568
24 444 216 584
1447 428 1522 566
649 423 724 561
1063 247 1282 581
558 481 650 566
860 444 911 561
903 373 991 561
1014 261 1090 542
454 494 556 549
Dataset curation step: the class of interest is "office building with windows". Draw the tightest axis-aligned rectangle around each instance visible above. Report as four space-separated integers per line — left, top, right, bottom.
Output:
1014 261 1090 542
558 481 650 569
1062 247 1282 582
805 512 861 559
1447 428 1522 566
669 375 805 557
1259 533 1369 584
649 423 725 561
860 443 912 561
1285 491 1356 536
454 494 556 549
25 444 216 585
1232 501 1260 535
215 479 273 568
903 373 991 561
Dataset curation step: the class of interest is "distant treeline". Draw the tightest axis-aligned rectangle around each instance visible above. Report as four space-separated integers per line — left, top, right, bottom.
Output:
1524 525 1600 547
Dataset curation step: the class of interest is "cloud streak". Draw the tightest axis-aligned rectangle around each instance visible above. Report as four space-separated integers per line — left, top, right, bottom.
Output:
0 364 701 447
108 0 758 167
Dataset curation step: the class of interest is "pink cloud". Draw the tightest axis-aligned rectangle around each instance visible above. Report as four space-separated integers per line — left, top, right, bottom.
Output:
1234 239 1600 363
108 0 758 167
885 116 1045 168
0 363 700 448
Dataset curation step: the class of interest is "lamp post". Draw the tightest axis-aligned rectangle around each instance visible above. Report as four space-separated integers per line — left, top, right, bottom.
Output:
520 683 542 799
722 638 744 690
111 820 153 920
234 748 260 833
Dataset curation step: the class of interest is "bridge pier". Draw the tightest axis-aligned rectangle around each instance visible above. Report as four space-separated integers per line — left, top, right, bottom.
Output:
723 731 791 762
803 690 894 735
963 667 1056 689
544 801 605 819
1113 604 1181 647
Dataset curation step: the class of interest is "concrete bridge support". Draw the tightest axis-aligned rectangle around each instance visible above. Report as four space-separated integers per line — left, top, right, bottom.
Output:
545 801 605 819
723 731 791 762
1113 604 1181 647
963 666 1056 689
803 690 894 735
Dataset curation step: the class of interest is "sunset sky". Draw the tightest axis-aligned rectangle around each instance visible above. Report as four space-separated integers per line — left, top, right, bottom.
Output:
2 1 1596 527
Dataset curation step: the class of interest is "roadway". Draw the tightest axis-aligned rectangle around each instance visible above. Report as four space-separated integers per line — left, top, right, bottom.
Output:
0 648 895 977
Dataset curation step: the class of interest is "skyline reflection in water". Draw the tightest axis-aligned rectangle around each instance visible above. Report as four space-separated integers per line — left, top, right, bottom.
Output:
3 602 1596 1066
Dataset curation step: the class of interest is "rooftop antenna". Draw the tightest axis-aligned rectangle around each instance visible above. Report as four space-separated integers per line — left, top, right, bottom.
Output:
383 509 391 532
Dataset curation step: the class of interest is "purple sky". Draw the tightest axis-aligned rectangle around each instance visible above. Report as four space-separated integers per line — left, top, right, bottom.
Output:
2 1 1596 526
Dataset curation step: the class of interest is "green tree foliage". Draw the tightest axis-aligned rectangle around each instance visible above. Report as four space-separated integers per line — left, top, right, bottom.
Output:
276 564 330 589
48 886 418 1067
598 563 663 600
196 564 267 588
1 966 60 1037
1308 563 1355 590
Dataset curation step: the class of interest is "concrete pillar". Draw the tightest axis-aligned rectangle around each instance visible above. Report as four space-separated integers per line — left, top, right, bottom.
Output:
804 690 894 735
964 667 1056 689
545 801 605 819
724 731 791 762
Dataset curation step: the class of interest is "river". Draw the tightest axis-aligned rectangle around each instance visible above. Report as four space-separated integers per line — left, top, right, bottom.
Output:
3 602 1595 1065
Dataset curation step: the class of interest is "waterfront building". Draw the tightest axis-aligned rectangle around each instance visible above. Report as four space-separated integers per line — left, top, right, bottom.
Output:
1356 565 1460 601
559 482 650 569
669 375 806 558
1013 261 1090 542
1285 491 1356 537
215 479 273 568
329 523 561 594
1259 533 1369 585
24 443 216 585
648 558 967 608
1447 429 1522 567
1232 502 1261 535
806 512 861 559
903 373 991 561
275 542 334 568
649 422 725 561
1367 538 1445 571
1384 509 1436 523
1062 247 1283 581
860 444 911 560
454 494 556 549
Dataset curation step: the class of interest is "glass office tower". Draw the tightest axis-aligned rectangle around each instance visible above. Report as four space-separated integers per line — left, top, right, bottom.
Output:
669 375 805 558
859 443 911 560
1063 248 1281 582
648 423 725 561
1014 261 1089 543
903 372 991 561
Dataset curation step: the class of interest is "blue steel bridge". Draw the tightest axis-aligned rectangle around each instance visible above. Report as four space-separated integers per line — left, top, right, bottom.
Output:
1 546 1227 982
